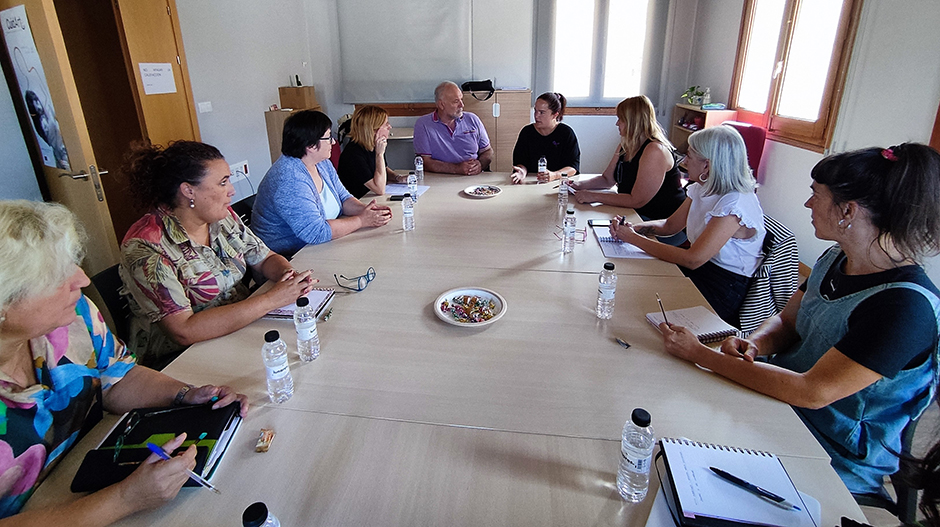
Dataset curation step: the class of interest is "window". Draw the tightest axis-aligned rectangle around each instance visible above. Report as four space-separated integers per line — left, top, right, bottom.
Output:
535 0 669 110
730 0 862 151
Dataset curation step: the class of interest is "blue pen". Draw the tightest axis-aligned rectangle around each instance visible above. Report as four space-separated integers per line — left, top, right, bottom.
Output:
147 442 221 494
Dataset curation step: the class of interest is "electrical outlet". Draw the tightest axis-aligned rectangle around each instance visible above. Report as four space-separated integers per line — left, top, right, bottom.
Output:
229 161 249 183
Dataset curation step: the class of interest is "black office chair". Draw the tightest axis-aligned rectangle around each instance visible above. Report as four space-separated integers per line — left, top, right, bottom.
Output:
231 194 255 227
852 398 935 525
90 264 132 344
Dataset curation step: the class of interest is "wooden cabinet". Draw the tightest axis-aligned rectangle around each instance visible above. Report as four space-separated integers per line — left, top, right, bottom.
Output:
461 90 531 172
265 87 323 162
670 104 738 153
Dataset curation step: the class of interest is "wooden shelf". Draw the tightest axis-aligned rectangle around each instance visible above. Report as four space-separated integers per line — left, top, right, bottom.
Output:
669 104 738 153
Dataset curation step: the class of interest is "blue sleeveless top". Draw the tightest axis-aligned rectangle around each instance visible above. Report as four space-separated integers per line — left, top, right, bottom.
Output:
771 245 940 493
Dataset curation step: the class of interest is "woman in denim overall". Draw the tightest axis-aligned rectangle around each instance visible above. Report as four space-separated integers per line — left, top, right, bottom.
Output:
658 143 940 495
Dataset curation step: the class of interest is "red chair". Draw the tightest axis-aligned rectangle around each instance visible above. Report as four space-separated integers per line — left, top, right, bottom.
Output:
330 141 341 170
724 121 767 184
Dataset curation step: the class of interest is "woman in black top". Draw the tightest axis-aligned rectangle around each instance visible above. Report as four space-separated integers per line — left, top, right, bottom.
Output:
570 95 685 220
338 105 406 198
510 92 580 184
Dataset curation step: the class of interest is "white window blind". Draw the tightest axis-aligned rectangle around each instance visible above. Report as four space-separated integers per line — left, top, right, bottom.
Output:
337 0 473 103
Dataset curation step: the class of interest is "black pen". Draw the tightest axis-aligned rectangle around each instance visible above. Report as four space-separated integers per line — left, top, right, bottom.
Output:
709 467 801 511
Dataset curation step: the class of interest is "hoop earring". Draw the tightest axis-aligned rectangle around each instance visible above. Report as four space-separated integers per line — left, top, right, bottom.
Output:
699 172 709 182
189 198 195 209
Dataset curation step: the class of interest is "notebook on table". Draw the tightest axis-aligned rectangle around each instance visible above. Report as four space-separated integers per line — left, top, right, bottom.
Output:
592 226 656 259
71 402 242 492
657 437 817 527
265 287 334 319
646 305 739 343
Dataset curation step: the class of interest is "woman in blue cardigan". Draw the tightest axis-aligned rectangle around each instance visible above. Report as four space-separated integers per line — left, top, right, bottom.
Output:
252 110 393 256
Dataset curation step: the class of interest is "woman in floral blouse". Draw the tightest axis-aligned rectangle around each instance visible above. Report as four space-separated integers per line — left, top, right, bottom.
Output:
0 200 248 524
120 141 316 368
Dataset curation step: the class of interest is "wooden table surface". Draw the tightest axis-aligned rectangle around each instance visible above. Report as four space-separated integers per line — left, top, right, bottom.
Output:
28 173 867 526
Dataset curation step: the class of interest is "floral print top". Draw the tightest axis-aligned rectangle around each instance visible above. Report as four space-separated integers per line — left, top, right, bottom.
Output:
119 207 270 365
0 296 136 518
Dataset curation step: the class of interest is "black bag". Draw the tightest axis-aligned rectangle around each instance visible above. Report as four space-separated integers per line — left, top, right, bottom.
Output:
461 80 495 101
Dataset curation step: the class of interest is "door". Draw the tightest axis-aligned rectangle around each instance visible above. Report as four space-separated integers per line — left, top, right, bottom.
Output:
114 0 200 147
0 0 120 276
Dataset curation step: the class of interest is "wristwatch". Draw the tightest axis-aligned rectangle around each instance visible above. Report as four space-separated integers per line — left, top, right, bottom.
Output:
173 384 195 406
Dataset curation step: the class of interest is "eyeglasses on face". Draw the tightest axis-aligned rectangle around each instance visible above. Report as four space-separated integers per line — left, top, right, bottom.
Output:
319 134 336 143
113 411 141 462
334 267 376 291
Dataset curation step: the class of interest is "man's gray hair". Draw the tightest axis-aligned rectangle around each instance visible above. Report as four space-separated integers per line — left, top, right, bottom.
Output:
434 81 460 102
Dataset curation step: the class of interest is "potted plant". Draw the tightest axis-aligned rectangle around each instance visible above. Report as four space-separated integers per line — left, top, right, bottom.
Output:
681 86 706 105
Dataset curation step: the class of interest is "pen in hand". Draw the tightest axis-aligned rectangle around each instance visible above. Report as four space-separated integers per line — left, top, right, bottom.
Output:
147 442 221 494
709 466 801 511
656 293 669 325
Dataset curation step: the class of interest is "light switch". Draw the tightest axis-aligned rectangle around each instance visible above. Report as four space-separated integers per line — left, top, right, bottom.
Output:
198 101 213 114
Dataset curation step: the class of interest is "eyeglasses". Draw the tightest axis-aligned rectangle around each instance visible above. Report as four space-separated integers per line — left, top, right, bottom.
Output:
319 134 336 143
113 411 141 462
334 267 376 292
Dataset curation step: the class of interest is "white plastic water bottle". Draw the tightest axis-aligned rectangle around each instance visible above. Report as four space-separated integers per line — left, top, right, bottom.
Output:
562 205 576 253
243 502 280 527
262 330 293 403
538 155 547 178
596 262 617 319
558 173 569 207
293 296 320 361
617 408 655 502
414 155 424 184
402 193 415 231
407 172 418 202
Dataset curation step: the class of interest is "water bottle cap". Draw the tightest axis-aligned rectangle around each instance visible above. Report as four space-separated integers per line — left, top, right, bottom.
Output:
566 208 574 215
604 262 615 271
404 193 411 198
242 502 269 527
631 408 651 427
296 296 309 307
567 204 574 213
264 330 280 343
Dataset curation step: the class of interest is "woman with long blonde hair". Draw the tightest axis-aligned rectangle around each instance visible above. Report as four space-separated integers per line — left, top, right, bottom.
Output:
338 105 406 198
570 95 685 220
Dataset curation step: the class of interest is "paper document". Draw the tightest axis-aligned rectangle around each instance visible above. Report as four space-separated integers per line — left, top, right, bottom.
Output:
386 183 429 197
592 226 656 259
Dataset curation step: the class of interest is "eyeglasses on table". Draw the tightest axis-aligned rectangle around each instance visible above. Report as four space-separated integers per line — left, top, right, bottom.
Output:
113 411 141 462
334 266 376 291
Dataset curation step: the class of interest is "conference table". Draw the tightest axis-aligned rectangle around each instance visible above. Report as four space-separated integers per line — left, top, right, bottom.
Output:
29 173 868 526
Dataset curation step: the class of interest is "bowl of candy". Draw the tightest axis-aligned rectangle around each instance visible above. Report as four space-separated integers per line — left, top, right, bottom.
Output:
435 287 507 327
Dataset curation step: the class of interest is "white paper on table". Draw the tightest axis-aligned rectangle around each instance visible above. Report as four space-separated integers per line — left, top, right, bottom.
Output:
385 183 429 197
592 226 656 259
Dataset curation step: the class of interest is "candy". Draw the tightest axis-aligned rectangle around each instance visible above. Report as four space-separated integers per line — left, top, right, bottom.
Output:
440 295 497 323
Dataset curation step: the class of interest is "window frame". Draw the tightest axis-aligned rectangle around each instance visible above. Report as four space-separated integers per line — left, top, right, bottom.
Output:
729 0 863 152
534 0 668 111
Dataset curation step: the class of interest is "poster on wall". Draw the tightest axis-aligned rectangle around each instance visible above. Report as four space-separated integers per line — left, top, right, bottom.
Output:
1 4 70 171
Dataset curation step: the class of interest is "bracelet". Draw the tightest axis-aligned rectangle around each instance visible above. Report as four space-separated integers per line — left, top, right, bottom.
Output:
173 384 195 406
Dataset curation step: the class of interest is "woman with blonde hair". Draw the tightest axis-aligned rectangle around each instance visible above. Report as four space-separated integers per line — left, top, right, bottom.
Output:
570 95 685 220
338 105 406 198
610 125 765 326
0 199 247 524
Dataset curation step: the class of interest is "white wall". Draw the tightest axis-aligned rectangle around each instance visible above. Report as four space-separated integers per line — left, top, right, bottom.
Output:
0 73 42 201
687 0 743 105
176 0 311 202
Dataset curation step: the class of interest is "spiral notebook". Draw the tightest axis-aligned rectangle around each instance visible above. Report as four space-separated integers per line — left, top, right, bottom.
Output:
592 226 656 259
646 306 739 343
265 288 334 319
658 437 816 527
